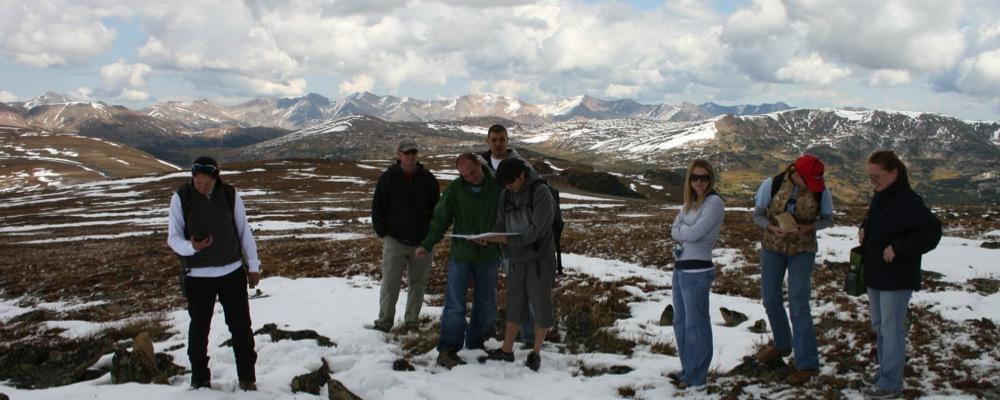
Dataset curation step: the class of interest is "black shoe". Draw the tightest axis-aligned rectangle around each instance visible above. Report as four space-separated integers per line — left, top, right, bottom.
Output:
525 352 541 371
238 381 257 391
190 368 211 389
478 348 514 363
667 371 683 383
436 348 467 369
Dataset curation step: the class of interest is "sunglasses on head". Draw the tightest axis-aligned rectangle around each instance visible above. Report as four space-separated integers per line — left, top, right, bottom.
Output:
689 173 711 183
191 163 218 173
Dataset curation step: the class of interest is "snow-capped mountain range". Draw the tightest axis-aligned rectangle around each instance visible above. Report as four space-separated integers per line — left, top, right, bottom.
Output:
135 92 794 130
3 91 998 202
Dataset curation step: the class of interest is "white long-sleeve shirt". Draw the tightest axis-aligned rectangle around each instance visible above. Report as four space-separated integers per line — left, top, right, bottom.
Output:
167 190 261 277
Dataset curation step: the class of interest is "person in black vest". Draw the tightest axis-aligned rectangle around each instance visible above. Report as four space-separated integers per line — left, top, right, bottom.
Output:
370 138 440 333
859 151 941 399
166 156 261 391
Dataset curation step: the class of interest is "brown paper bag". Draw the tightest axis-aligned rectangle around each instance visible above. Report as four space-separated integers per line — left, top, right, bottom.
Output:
775 212 797 232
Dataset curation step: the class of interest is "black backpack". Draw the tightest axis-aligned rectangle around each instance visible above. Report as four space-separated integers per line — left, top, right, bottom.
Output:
505 179 566 274
770 172 822 205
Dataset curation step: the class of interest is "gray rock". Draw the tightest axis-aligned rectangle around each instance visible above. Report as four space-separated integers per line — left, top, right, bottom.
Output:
749 319 768 333
659 304 673 326
110 332 184 385
720 307 748 327
291 358 331 395
327 377 363 400
392 359 415 371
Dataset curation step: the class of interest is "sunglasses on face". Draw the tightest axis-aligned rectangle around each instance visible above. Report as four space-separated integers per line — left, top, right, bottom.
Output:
191 163 218 173
689 173 711 183
400 149 418 155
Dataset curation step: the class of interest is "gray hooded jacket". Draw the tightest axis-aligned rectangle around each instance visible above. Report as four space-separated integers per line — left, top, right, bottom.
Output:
493 166 556 262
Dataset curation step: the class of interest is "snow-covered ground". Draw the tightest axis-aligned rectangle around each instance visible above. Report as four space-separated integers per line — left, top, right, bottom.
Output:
2 224 997 399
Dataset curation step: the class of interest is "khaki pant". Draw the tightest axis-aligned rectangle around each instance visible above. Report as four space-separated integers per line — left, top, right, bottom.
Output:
375 236 432 329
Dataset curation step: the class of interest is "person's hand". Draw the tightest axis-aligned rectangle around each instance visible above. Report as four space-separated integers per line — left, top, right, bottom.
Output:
481 235 509 244
883 245 895 263
248 272 260 289
191 234 213 251
793 224 815 235
768 225 786 237
858 228 865 244
415 247 429 259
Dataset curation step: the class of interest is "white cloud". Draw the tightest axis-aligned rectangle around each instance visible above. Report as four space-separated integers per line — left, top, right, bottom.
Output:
0 0 118 67
72 87 93 101
775 54 852 86
722 0 789 43
0 90 18 102
339 74 376 95
604 83 641 98
869 69 911 86
953 49 1000 97
100 60 151 101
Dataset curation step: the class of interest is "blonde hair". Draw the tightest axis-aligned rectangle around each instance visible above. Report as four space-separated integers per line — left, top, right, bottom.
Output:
682 159 717 213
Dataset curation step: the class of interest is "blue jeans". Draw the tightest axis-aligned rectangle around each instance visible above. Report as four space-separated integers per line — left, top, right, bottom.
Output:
438 259 499 352
868 288 911 394
760 249 818 370
672 268 715 386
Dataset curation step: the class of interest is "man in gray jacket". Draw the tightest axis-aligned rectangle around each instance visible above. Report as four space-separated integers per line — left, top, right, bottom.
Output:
479 158 556 372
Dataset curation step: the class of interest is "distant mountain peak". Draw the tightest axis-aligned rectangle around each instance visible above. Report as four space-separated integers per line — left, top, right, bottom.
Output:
23 92 72 109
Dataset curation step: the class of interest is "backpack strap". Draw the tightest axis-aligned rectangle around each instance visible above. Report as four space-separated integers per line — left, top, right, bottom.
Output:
769 172 785 201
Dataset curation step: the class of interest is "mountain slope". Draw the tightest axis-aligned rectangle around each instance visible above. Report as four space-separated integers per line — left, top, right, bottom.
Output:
0 126 180 192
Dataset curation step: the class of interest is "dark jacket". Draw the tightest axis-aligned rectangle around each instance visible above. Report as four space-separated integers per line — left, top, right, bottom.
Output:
860 178 942 291
420 164 502 264
371 161 439 246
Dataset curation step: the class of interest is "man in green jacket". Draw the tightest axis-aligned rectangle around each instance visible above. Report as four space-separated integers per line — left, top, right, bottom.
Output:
416 153 503 369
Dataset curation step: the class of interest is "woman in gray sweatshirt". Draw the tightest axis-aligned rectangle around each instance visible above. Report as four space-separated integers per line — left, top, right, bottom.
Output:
669 159 724 388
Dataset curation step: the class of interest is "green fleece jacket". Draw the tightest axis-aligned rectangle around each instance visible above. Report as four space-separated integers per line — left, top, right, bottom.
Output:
420 165 502 264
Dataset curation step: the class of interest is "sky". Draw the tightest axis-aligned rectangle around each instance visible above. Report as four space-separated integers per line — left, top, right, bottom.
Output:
0 0 998 120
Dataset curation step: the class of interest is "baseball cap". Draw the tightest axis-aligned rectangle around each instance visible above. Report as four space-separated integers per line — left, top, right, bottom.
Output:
794 154 825 193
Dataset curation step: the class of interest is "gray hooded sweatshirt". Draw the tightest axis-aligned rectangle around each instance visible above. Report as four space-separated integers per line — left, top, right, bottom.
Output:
493 166 555 262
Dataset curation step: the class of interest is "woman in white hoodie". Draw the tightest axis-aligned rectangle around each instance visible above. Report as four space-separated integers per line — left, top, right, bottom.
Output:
668 159 724 388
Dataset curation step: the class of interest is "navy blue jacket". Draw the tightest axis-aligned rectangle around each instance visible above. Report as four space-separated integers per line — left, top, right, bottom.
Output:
860 179 942 291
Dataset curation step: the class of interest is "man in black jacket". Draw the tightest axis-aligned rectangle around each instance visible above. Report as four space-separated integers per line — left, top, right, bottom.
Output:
371 138 440 332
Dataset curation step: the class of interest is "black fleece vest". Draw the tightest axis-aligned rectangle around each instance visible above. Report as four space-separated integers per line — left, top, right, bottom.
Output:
181 183 242 268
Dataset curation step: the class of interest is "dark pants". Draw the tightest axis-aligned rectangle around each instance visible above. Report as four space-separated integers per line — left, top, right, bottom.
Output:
185 267 257 383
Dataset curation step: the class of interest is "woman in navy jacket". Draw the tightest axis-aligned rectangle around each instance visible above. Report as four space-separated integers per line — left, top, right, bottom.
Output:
858 150 942 399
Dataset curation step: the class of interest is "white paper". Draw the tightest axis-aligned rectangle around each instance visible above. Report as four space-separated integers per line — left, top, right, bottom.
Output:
447 232 520 240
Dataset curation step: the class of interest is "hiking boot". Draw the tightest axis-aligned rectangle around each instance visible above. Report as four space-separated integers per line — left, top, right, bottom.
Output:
238 381 257 391
367 321 391 333
667 371 683 383
524 352 541 371
755 346 790 363
398 323 420 334
478 348 514 363
788 369 818 386
436 348 466 369
861 387 901 399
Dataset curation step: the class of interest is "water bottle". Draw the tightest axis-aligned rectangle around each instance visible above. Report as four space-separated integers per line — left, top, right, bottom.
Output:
672 243 684 259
